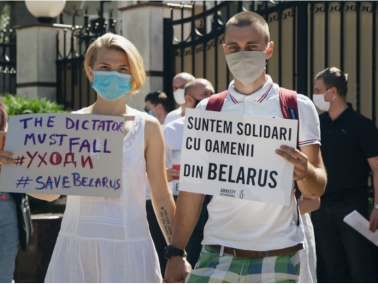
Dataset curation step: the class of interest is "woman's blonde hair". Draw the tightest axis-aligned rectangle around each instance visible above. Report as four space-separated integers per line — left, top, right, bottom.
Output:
84 33 146 95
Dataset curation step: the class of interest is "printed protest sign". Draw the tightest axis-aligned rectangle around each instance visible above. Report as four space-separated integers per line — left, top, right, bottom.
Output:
179 109 298 206
0 114 124 198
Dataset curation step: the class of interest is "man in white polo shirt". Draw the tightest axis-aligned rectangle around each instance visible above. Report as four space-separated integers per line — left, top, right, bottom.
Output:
164 11 327 283
164 72 195 125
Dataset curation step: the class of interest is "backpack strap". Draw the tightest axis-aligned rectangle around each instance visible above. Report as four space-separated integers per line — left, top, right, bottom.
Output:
279 88 301 226
206 91 228 112
279 87 298 120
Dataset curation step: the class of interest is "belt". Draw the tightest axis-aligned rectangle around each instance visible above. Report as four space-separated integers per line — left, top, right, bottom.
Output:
208 243 303 258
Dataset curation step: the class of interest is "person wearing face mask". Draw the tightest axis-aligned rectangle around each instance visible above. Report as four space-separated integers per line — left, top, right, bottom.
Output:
144 90 169 125
311 67 378 283
0 33 176 283
163 78 214 269
164 11 327 283
164 72 195 125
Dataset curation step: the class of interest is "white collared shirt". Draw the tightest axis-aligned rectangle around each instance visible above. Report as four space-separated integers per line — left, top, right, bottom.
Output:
196 75 320 251
163 116 186 195
164 107 183 125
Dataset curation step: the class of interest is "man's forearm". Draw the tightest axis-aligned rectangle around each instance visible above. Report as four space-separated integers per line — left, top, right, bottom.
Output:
171 191 204 250
298 197 320 215
297 165 327 198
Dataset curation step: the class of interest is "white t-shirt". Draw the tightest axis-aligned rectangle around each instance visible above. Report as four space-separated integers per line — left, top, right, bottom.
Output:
196 75 321 251
164 107 183 125
163 117 185 195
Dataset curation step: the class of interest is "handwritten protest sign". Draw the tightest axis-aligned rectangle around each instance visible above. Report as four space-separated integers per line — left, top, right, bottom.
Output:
179 109 298 206
0 114 124 198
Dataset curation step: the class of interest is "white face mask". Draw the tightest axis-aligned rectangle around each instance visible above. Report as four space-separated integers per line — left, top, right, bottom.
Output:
312 90 334 111
312 94 330 111
173 88 186 105
225 48 268 86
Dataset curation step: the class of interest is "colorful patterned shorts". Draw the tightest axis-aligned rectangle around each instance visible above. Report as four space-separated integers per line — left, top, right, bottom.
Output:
186 245 300 283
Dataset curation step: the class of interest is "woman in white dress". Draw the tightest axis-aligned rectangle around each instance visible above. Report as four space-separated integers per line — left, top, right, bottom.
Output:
1 33 176 283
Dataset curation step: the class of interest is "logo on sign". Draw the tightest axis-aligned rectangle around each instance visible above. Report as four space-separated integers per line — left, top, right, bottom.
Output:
239 190 244 199
220 188 236 198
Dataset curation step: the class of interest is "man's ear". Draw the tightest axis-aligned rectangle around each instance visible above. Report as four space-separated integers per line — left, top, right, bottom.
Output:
266 41 274 59
330 86 338 96
184 93 190 105
184 93 195 106
156 103 163 111
87 67 94 82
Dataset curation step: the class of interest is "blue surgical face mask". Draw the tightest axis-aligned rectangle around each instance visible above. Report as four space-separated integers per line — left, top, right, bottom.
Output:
146 109 153 116
91 71 132 101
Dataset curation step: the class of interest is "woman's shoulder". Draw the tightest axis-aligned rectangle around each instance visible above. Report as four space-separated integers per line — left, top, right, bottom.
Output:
122 108 159 133
144 113 161 132
71 107 91 114
125 107 158 124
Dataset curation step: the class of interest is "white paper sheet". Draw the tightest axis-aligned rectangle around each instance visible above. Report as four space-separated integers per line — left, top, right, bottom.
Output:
343 210 378 246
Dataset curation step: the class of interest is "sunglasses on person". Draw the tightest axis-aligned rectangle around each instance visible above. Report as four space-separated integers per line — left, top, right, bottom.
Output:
144 104 157 113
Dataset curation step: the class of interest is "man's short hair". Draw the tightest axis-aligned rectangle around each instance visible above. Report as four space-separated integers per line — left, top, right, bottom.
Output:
225 11 270 45
315 67 348 97
173 72 195 82
184 78 213 96
144 90 170 113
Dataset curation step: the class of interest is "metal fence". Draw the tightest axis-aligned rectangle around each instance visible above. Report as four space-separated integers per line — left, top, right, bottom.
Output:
163 1 378 125
56 7 118 111
0 28 16 94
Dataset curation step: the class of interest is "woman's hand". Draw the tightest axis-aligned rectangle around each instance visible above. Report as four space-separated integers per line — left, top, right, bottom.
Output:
0 151 14 179
0 151 14 165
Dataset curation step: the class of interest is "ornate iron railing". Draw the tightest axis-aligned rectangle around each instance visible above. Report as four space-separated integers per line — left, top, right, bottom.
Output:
56 5 118 110
0 28 16 94
163 1 378 124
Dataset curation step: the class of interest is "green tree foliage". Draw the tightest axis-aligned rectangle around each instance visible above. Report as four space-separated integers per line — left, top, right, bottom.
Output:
0 4 10 42
2 93 66 116
0 4 10 29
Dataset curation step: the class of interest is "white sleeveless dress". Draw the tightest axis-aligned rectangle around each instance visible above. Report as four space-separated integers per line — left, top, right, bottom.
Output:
45 111 162 283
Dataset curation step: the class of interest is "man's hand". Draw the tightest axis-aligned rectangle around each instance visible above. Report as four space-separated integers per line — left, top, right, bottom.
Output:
369 207 378 232
166 168 180 182
275 145 309 180
164 256 192 283
276 144 326 198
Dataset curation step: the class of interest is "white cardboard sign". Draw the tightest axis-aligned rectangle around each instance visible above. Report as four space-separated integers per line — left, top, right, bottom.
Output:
179 109 298 206
0 113 124 198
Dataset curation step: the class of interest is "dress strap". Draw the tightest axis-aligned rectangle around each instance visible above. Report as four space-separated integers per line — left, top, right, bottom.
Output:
124 113 145 150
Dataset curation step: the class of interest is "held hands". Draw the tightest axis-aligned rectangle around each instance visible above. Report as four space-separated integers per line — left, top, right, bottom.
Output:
275 145 309 181
163 256 191 283
166 168 180 182
369 207 378 233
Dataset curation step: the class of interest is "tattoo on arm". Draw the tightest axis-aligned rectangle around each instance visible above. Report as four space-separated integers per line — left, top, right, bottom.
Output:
160 207 172 243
